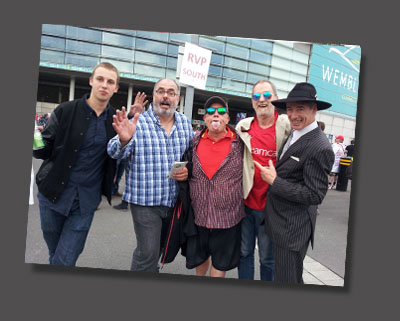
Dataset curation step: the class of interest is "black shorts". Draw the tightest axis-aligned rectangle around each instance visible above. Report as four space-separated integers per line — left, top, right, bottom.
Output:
185 221 242 272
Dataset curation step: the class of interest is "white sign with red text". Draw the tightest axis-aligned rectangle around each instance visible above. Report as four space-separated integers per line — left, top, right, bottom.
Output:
179 42 212 90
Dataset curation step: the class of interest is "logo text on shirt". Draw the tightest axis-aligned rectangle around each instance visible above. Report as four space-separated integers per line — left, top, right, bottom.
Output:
252 147 277 157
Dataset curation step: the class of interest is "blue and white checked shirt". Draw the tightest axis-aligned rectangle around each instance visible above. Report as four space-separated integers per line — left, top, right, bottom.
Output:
107 105 193 207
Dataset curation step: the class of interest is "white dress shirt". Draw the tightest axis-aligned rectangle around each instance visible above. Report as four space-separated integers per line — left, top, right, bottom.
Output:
289 120 318 146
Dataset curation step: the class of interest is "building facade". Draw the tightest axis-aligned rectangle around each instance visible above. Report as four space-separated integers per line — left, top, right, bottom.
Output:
37 24 360 144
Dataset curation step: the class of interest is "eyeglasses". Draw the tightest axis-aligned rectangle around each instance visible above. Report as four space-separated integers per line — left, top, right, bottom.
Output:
252 92 272 101
155 89 178 97
206 107 227 115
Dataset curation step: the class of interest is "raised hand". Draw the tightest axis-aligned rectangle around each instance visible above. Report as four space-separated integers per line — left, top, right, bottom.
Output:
112 107 140 147
128 91 148 118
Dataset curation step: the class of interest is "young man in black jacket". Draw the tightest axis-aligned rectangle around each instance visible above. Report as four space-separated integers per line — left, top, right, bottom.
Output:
33 62 120 266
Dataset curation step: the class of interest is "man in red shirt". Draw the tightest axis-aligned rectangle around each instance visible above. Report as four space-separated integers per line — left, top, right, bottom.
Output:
236 80 291 281
186 96 245 278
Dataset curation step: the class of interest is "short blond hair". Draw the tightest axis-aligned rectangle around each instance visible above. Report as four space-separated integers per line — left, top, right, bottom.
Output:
91 62 120 84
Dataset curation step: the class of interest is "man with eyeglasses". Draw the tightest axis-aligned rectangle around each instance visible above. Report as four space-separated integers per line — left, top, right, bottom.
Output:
107 78 193 272
236 80 291 281
185 96 245 278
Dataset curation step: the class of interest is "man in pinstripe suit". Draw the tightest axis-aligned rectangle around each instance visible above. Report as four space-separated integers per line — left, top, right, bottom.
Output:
254 82 335 284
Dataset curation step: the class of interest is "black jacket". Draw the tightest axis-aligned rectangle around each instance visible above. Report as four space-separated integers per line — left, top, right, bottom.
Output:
160 147 197 264
33 95 117 205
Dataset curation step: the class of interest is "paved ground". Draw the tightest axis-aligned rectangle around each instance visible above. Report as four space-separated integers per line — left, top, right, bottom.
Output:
25 158 349 287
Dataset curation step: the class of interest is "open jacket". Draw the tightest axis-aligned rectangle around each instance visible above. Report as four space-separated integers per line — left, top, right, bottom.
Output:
160 147 197 265
33 95 117 205
236 114 291 199
263 126 335 251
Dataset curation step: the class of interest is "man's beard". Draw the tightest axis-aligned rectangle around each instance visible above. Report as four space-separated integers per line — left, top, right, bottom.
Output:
153 100 177 118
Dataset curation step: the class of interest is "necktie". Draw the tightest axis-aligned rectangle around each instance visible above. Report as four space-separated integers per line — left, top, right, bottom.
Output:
280 130 293 160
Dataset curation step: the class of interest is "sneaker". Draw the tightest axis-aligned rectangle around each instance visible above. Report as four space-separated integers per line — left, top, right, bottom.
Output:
113 201 128 211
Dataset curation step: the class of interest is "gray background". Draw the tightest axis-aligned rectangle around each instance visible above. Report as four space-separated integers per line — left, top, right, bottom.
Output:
1 0 399 320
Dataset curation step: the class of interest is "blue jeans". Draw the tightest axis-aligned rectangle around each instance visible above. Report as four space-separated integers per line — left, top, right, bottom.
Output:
238 206 274 281
130 204 172 272
39 199 94 266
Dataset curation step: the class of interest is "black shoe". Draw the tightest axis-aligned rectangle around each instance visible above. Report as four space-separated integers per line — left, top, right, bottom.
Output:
113 201 128 211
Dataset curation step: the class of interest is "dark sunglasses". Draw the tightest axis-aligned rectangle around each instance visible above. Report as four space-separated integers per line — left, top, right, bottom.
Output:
206 107 227 115
252 92 272 101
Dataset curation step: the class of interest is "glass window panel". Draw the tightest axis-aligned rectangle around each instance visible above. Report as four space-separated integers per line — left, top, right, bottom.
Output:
289 72 306 83
107 28 136 36
169 33 193 44
101 58 133 74
290 62 308 75
206 76 222 88
225 44 249 60
248 62 270 75
65 53 99 68
136 38 167 54
271 68 292 82
135 51 166 66
292 50 309 64
246 84 254 94
198 36 225 53
134 63 165 78
223 68 247 82
251 40 273 53
102 32 134 48
226 37 251 47
168 44 178 56
66 40 100 56
222 79 246 92
166 69 177 80
66 26 102 42
102 45 133 60
211 53 223 65
167 56 177 68
246 73 266 84
42 24 66 36
41 36 65 50
137 30 169 41
40 49 65 64
272 55 287 67
224 56 247 70
208 65 222 76
274 45 293 59
250 50 272 65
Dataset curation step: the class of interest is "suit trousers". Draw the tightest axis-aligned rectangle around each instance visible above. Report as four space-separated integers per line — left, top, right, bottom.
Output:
274 242 309 284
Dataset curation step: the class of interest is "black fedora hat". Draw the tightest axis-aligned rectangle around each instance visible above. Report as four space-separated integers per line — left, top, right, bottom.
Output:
271 82 332 110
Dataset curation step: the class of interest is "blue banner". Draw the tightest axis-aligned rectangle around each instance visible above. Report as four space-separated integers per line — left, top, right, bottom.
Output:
308 44 361 118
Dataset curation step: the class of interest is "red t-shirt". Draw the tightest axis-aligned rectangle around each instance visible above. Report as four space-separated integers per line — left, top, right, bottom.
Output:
244 112 278 210
197 127 235 180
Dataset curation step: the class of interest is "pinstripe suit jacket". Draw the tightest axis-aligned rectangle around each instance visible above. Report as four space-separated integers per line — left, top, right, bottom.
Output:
262 126 334 251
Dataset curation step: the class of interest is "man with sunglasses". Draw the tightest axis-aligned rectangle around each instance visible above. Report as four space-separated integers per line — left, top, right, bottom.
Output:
186 96 245 278
254 82 334 284
236 80 291 281
107 78 193 272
